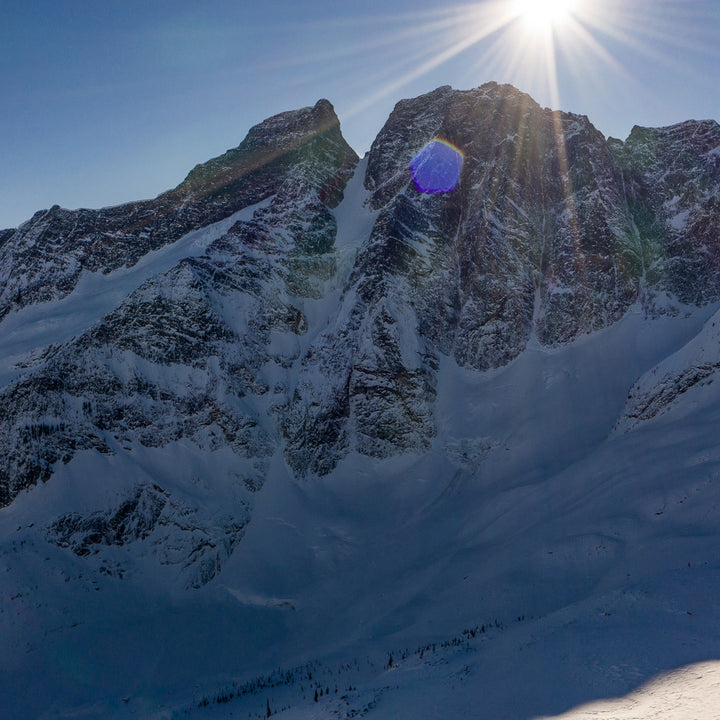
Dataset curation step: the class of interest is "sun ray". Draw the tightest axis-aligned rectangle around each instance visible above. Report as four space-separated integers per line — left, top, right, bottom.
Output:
249 0 718 156
344 4 518 118
255 13 473 73
560 19 626 76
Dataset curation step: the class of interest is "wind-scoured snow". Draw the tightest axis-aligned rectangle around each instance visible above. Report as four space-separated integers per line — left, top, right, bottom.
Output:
299 155 377 315
539 662 720 719
331 156 377 282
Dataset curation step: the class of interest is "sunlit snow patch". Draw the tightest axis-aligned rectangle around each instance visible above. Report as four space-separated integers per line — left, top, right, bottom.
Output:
410 138 463 193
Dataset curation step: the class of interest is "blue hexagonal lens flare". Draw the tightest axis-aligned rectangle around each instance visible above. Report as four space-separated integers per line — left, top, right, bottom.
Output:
409 138 464 194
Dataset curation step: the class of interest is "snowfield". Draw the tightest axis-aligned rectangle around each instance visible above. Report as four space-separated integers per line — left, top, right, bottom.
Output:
2 293 720 719
540 662 720 719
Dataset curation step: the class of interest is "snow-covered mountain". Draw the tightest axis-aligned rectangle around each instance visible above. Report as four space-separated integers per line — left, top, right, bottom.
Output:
1 83 720 719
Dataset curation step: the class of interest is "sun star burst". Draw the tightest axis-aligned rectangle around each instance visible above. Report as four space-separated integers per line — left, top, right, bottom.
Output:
513 0 577 32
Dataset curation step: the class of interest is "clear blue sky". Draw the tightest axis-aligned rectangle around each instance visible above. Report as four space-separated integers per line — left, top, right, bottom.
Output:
2 0 719 229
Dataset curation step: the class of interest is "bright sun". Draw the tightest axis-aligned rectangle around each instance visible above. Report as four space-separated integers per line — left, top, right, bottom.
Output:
513 0 577 32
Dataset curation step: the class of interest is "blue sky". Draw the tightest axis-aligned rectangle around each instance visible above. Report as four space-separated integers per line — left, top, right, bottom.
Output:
2 0 719 229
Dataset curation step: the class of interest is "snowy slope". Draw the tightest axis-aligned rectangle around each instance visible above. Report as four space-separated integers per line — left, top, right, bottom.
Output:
3 300 720 719
0 198 272 390
617 305 720 432
2 84 720 720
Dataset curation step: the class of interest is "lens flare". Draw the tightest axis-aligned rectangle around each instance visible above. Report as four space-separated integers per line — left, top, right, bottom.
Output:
410 139 464 194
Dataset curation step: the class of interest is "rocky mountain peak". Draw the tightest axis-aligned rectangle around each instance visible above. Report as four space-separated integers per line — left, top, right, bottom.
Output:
0 99 356 323
177 98 345 199
1 81 719 531
2 84 720 720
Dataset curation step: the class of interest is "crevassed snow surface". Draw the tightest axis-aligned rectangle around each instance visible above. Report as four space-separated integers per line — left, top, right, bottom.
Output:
0 197 273 389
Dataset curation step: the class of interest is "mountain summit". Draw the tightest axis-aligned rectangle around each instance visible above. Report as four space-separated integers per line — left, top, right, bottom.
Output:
1 83 720 719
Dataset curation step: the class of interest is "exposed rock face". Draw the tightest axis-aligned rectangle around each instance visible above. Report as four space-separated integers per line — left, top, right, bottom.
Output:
285 84 715 475
0 99 353 321
1 83 720 583
364 83 640 364
611 120 720 305
47 483 247 588
0 99 358 516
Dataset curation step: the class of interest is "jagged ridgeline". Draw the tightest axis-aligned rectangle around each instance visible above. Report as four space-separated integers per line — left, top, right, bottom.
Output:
1 82 720 516
0 99 355 320
0 98 358 511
